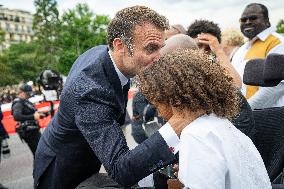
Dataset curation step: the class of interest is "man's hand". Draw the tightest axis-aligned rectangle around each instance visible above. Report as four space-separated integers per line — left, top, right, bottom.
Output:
197 33 242 89
167 178 183 189
173 164 179 178
197 33 223 54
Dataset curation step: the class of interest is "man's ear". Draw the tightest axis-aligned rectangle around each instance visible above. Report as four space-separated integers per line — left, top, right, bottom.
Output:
112 38 125 54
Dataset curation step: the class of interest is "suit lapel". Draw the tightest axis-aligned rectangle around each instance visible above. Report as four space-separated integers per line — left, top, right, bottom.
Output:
103 49 123 97
102 48 128 123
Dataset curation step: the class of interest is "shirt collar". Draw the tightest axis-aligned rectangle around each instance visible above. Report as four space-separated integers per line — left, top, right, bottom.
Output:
108 50 129 88
255 26 275 42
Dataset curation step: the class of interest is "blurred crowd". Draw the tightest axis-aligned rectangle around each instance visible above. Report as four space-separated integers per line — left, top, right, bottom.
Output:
0 85 41 104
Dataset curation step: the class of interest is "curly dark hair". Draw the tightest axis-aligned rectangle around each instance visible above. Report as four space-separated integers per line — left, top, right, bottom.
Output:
107 6 169 53
136 49 240 119
187 19 222 43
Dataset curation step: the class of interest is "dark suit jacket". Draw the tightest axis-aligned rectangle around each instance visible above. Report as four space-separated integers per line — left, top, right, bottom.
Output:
33 45 176 189
231 92 256 139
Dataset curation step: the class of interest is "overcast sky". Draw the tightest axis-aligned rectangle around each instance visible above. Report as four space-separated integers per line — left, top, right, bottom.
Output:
1 0 283 30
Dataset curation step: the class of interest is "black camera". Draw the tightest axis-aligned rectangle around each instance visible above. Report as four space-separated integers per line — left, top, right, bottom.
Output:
36 70 63 117
37 70 63 91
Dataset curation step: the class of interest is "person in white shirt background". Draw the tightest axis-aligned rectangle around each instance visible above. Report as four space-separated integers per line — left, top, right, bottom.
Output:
136 49 271 189
231 3 284 109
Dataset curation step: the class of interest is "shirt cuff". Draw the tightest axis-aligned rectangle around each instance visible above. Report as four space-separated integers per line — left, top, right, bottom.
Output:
158 122 179 154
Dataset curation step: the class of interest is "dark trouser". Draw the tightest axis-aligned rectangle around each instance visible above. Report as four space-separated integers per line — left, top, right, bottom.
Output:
19 129 41 157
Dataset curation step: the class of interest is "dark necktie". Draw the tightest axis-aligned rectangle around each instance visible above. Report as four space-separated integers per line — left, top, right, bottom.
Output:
123 80 130 96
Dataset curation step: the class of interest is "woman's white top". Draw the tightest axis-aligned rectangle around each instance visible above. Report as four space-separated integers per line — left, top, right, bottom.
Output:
178 114 271 189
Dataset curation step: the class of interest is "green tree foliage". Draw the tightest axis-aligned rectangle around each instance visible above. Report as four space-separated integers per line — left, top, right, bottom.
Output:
276 19 284 33
33 0 60 68
0 28 5 44
0 56 16 86
1 42 41 83
33 0 59 44
56 3 110 74
0 2 109 86
0 29 15 86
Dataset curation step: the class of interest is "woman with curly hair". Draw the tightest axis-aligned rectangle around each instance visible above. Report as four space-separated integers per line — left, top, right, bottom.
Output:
135 49 271 189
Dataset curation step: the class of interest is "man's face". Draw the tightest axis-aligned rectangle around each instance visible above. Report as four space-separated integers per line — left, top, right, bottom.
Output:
121 23 165 78
18 91 29 99
240 5 269 40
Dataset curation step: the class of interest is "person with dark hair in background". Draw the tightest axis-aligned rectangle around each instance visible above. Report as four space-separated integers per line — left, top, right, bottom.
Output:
34 6 189 189
231 3 284 109
0 106 9 189
12 84 42 157
187 19 222 53
187 19 242 87
187 19 255 138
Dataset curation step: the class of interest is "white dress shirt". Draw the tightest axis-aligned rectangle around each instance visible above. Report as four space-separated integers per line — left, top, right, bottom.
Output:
178 114 271 189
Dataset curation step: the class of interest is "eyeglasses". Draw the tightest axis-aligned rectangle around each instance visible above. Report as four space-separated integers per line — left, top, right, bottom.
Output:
239 15 260 23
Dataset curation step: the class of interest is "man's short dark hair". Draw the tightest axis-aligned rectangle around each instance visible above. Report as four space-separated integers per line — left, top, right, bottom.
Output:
187 19 221 43
246 3 269 20
107 6 169 53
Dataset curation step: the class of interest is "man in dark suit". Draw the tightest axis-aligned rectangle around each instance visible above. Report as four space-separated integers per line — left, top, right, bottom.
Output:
34 6 188 189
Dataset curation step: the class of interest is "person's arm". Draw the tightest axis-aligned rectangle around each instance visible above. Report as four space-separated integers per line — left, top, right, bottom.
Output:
248 82 284 109
12 102 36 121
178 133 227 189
75 94 178 187
197 33 242 89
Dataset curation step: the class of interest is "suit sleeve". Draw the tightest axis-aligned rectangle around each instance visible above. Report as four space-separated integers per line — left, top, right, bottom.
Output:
75 97 176 187
248 82 284 109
